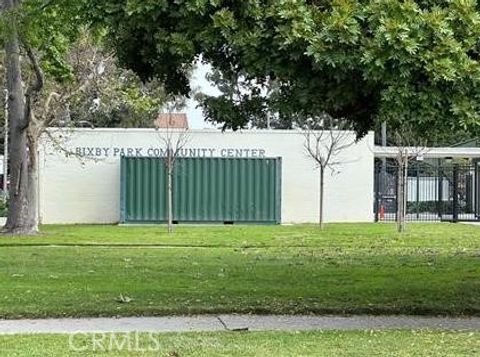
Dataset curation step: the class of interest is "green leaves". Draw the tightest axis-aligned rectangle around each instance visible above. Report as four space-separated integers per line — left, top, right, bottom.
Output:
212 9 237 31
0 0 89 82
81 0 480 139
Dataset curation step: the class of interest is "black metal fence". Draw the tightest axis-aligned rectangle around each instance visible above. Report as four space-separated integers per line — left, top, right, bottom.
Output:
374 159 480 222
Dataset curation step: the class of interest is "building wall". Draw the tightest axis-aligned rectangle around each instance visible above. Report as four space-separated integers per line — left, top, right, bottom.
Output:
38 129 375 224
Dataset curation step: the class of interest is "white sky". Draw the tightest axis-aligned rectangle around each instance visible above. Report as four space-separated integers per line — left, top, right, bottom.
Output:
184 62 221 129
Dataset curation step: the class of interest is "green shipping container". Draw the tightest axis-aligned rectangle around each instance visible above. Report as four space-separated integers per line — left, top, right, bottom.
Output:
120 157 282 224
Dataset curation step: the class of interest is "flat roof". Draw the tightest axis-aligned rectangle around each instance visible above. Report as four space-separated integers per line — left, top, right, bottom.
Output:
45 127 374 136
374 146 480 159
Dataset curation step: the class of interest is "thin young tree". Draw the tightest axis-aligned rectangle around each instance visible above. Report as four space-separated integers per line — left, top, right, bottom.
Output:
304 117 354 230
391 129 428 233
156 100 189 234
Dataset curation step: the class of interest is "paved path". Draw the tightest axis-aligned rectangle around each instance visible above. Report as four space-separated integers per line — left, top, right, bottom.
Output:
1 315 480 335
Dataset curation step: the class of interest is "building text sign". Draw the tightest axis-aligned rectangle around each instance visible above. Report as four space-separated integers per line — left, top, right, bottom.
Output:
74 146 267 159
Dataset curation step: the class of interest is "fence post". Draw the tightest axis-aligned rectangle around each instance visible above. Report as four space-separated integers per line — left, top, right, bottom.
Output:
394 162 399 223
438 164 443 219
453 164 459 223
476 162 480 219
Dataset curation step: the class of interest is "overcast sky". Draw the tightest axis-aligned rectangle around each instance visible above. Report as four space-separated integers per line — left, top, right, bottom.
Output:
184 63 220 129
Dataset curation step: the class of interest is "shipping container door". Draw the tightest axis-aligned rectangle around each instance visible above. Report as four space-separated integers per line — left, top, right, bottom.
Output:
121 157 281 224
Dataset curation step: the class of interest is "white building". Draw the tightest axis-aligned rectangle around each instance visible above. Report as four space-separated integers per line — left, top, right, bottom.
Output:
38 128 375 224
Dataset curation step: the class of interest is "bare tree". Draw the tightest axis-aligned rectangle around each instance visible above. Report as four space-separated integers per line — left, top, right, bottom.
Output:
391 129 427 233
156 100 189 233
304 118 354 230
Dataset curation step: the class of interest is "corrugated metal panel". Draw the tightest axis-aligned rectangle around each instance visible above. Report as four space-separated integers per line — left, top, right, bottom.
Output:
121 157 282 224
121 157 168 223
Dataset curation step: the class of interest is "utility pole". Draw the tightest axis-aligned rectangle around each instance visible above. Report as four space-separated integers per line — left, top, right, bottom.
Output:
3 89 8 203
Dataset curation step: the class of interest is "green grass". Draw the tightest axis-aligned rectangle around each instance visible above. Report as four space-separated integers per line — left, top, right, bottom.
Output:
0 223 479 318
1 330 479 356
1 223 480 251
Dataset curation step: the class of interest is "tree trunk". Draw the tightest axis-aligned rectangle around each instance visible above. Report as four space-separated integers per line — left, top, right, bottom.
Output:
167 157 173 234
404 155 409 226
396 156 406 233
27 134 39 231
319 168 325 230
3 0 39 235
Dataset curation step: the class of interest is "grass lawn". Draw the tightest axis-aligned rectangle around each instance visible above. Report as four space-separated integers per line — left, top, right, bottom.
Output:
0 223 479 318
1 330 479 356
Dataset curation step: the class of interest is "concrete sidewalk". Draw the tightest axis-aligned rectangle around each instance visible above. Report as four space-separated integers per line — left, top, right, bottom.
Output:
1 315 480 335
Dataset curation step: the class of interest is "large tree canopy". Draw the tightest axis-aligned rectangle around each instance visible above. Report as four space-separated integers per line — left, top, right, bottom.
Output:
0 0 86 234
87 0 480 137
0 0 179 234
53 33 177 129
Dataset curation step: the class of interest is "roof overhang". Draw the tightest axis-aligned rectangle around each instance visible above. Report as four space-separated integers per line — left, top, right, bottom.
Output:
374 146 480 159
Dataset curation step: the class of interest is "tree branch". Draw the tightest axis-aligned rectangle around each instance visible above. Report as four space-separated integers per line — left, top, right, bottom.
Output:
304 118 354 173
41 78 91 128
22 44 44 130
25 45 44 98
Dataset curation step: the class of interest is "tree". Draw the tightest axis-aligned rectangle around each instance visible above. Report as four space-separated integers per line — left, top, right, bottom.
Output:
156 101 189 234
304 118 354 229
0 1 179 234
394 145 410 233
373 121 480 148
3 0 45 234
1 14 90 234
0 30 175 133
197 68 313 130
1 0 190 234
195 68 271 130
62 33 177 129
0 0 93 234
390 129 428 233
86 0 480 139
